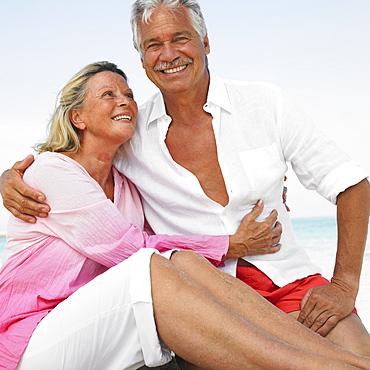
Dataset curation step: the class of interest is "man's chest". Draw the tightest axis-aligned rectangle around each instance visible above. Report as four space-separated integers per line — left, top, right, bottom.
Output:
164 117 229 207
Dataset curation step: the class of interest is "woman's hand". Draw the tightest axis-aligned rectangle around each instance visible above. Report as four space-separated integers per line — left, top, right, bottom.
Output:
0 155 50 223
227 200 282 260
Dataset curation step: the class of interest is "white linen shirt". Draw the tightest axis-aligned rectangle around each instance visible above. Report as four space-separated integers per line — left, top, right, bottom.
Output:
116 71 368 287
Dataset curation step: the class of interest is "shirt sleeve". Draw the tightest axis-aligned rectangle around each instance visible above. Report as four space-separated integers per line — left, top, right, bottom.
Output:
278 90 368 204
29 155 228 267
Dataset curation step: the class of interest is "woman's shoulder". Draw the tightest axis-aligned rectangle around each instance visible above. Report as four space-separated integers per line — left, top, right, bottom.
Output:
32 152 88 174
26 152 107 204
25 152 91 187
34 151 75 165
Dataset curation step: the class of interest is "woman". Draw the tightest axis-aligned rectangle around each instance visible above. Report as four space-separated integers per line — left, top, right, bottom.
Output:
0 62 369 370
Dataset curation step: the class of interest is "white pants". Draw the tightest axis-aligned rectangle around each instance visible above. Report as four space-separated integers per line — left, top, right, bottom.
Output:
17 249 172 370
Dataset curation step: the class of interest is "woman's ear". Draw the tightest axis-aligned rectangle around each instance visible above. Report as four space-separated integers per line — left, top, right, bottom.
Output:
70 110 87 130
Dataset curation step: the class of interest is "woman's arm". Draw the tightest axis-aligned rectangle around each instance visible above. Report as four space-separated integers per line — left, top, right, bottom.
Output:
29 154 230 267
8 153 282 268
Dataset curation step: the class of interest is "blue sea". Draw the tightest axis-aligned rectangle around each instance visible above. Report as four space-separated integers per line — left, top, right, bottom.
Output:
1 218 369 330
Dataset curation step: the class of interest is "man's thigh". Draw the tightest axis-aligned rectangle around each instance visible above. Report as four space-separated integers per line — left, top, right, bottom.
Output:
236 266 328 313
288 311 370 356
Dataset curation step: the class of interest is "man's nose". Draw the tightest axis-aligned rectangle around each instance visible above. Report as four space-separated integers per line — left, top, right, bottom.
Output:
160 43 180 61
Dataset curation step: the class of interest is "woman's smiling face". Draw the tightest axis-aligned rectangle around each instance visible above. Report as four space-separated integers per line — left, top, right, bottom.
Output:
71 71 138 147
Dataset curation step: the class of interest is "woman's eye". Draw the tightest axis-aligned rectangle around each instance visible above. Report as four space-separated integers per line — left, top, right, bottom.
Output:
103 91 114 97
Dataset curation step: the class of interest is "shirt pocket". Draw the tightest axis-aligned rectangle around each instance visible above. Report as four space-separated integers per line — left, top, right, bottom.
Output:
238 143 287 199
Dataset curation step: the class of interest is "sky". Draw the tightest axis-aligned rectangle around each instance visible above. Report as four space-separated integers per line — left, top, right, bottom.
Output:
0 0 369 232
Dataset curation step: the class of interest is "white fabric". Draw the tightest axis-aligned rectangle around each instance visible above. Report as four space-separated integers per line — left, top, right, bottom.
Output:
116 71 368 287
17 248 172 370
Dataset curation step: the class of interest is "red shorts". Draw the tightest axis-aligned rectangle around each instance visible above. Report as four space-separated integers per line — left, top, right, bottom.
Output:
236 266 357 314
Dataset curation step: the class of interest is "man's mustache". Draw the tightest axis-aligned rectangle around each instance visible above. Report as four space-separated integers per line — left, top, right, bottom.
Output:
154 58 193 71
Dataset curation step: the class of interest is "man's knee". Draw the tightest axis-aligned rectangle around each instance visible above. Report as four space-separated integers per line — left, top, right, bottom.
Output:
291 310 370 356
170 250 208 267
324 313 370 356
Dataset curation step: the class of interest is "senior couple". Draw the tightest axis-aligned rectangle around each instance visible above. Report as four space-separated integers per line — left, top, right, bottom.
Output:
1 0 369 369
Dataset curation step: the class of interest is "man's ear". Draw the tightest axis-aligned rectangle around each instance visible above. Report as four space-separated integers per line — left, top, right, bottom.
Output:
203 34 210 55
70 110 86 130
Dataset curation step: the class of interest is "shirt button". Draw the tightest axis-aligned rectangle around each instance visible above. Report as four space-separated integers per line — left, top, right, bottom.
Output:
222 210 227 216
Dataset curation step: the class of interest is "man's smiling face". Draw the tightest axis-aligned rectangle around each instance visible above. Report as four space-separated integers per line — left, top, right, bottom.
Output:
138 5 210 96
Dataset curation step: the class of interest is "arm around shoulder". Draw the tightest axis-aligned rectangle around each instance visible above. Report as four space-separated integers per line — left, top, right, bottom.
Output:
0 155 49 223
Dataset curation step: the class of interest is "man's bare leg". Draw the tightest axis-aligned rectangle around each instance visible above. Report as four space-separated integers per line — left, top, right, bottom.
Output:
289 310 370 357
150 253 360 369
167 251 370 369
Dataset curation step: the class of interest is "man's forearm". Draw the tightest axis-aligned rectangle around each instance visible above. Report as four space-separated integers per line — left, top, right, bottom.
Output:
333 179 370 296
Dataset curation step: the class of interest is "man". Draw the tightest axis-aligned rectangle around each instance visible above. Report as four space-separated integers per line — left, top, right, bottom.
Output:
1 0 370 356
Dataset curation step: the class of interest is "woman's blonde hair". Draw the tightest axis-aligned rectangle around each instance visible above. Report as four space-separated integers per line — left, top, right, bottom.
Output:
35 61 128 154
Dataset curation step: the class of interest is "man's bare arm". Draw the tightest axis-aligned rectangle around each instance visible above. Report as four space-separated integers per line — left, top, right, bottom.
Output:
1 158 283 257
298 178 370 336
0 155 50 223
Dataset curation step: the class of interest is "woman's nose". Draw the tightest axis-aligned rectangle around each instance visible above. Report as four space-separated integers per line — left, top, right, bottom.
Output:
117 96 129 107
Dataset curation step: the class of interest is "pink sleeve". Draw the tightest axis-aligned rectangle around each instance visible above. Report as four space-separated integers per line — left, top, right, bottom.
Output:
30 155 228 267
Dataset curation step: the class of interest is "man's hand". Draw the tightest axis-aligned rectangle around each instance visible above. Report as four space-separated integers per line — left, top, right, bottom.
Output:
0 155 49 223
298 280 356 336
227 200 282 259
299 179 370 337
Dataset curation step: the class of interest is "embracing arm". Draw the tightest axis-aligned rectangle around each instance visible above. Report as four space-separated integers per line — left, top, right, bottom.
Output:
28 155 280 268
0 155 282 265
0 155 50 222
152 200 282 264
1 156 282 263
298 178 370 335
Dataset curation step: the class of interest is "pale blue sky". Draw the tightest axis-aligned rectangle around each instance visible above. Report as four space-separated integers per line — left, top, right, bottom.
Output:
0 0 369 231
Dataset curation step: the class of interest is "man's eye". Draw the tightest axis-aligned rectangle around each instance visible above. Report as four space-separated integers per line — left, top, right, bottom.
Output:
175 37 189 44
147 43 161 50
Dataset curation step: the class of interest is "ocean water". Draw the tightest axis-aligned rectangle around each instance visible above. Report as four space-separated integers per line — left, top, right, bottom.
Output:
0 218 369 331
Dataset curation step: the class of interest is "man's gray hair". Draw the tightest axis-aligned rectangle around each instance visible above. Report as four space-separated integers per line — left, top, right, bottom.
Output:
130 0 208 53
